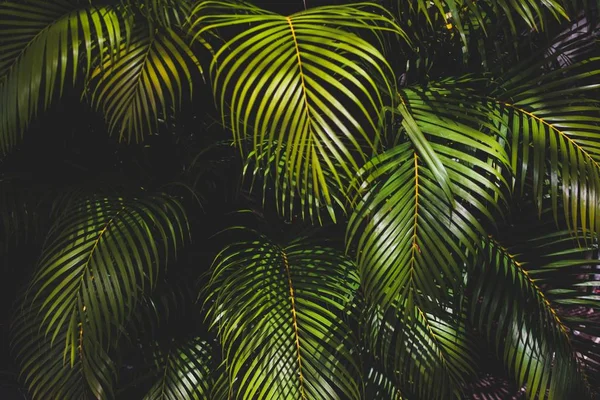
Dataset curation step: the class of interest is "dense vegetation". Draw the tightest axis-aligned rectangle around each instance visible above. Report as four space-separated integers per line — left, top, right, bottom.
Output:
1 0 600 398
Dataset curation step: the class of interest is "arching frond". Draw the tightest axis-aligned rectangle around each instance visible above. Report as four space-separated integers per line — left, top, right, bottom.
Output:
206 232 361 399
0 0 129 154
11 192 187 399
492 57 600 237
191 1 407 221
469 234 595 398
347 90 509 309
365 301 479 400
89 26 202 142
143 337 214 400
11 293 116 400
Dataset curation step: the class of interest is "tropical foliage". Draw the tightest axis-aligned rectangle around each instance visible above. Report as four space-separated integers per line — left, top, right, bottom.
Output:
1 0 600 398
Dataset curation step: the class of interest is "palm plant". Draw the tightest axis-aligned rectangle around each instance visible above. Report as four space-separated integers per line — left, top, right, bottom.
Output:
1 0 600 398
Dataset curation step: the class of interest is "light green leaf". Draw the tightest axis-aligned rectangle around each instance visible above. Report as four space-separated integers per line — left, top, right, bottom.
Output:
191 1 407 221
89 26 202 143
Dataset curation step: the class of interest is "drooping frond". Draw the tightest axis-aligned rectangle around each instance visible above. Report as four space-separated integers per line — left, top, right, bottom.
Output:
347 88 509 309
0 0 129 154
143 337 214 400
243 146 347 224
524 231 600 392
88 26 202 142
364 298 478 400
206 232 361 399
190 1 408 221
11 192 187 399
11 292 116 400
469 235 594 398
492 57 600 236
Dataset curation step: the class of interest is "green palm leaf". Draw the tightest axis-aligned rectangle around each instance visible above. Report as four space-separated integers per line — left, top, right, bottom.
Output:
0 0 128 154
11 293 116 400
191 1 407 221
120 0 192 27
469 235 593 398
206 231 360 399
366 301 478 400
492 57 600 236
347 90 509 309
144 337 214 400
12 192 187 398
88 26 202 142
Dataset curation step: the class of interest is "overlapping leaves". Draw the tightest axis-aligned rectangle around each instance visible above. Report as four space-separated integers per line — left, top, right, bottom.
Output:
120 0 192 27
0 0 128 154
365 300 478 400
493 57 600 236
469 232 597 398
11 192 187 399
89 26 202 142
143 337 214 400
392 0 569 38
347 90 509 310
206 232 360 399
191 1 407 221
11 296 115 400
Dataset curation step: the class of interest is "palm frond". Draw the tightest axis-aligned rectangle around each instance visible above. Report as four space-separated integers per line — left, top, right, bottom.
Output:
523 230 600 392
88 26 202 142
143 337 214 400
365 301 479 400
347 88 509 309
469 235 593 398
11 192 187 399
0 0 129 154
206 232 360 399
190 1 407 221
491 57 600 236
11 294 116 400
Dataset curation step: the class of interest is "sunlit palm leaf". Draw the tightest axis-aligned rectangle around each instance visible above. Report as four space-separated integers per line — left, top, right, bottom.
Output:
191 1 407 221
89 26 202 142
398 84 512 225
492 57 600 236
0 0 128 154
206 232 360 399
347 91 509 309
144 337 214 400
469 235 592 398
